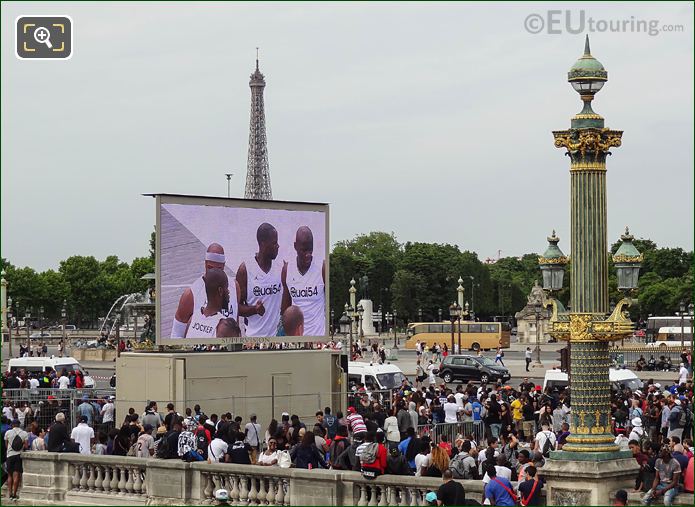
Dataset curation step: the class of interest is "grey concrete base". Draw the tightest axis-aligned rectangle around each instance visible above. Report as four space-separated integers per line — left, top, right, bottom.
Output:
540 457 639 506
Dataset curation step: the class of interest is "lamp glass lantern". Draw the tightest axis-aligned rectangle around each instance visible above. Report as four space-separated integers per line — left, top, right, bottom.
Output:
357 304 364 318
338 313 351 334
689 303 694 317
613 227 642 291
539 230 567 292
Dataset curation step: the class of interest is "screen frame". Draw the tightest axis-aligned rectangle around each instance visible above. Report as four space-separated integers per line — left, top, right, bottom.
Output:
153 193 330 346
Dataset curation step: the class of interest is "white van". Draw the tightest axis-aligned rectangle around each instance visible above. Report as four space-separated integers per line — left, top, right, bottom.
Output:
348 362 407 391
7 356 95 388
543 368 642 393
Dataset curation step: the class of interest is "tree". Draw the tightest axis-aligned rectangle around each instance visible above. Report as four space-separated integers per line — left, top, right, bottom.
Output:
390 269 427 321
59 256 104 326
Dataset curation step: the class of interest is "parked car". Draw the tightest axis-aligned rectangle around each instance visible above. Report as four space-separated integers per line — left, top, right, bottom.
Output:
543 368 642 393
437 354 511 384
7 356 95 388
29 331 52 339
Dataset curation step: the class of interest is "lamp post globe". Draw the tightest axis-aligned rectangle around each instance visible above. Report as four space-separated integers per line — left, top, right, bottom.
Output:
539 230 568 292
613 227 642 291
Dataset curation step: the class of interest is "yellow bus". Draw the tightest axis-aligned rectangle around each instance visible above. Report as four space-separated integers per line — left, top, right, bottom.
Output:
405 321 511 351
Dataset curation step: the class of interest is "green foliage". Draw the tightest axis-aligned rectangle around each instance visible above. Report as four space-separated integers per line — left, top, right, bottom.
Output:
4 231 691 328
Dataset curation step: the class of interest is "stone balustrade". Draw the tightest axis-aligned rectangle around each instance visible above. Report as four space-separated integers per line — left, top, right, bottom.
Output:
18 452 488 506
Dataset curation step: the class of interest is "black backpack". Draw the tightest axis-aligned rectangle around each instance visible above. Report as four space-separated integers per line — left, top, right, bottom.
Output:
541 431 555 458
195 429 208 458
11 433 24 452
156 433 171 458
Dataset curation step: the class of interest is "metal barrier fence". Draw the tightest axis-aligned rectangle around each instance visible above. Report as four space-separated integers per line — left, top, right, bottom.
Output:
415 421 486 446
2 388 116 431
609 346 687 372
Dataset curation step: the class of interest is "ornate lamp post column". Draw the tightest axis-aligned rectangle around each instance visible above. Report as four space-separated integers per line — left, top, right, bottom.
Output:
61 300 67 358
392 308 398 348
349 278 357 336
457 277 465 310
541 36 642 506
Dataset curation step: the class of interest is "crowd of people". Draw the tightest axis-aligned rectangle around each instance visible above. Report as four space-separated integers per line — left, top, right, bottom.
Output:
2 365 694 505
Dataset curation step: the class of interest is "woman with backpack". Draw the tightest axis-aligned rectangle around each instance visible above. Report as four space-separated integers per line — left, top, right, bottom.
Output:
360 431 387 479
290 430 326 469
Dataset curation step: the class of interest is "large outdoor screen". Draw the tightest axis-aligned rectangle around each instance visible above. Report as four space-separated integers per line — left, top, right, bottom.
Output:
156 194 329 345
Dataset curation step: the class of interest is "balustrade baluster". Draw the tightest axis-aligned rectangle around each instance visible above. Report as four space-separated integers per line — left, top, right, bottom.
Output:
109 465 119 492
274 478 285 506
117 466 126 494
86 464 96 491
386 486 398 507
229 475 240 505
125 466 134 494
248 476 259 505
72 464 80 490
265 477 276 506
377 485 388 507
367 483 378 506
398 486 409 507
102 465 111 492
259 477 269 505
408 488 418 506
202 472 214 502
79 464 88 491
132 467 143 495
94 465 104 491
357 483 368 506
239 475 249 505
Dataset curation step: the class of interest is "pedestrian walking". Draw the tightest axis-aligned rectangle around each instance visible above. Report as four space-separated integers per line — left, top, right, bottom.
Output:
525 347 532 372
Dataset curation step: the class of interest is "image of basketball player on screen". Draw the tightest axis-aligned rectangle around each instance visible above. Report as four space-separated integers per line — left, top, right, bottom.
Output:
281 226 325 336
185 268 240 338
237 223 285 337
170 242 261 338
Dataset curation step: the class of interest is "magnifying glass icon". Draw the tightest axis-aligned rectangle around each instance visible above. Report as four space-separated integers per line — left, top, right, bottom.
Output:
34 26 53 49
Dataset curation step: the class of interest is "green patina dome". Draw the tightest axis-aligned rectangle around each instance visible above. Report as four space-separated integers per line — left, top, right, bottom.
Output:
613 227 642 262
539 231 569 265
568 35 607 82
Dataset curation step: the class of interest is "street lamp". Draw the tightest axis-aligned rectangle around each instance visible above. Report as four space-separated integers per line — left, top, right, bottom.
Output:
357 303 364 339
689 304 694 346
418 308 423 322
344 302 354 358
539 231 567 292
534 301 543 367
25 309 31 352
39 306 44 330
679 301 686 348
393 308 398 348
438 308 442 322
61 299 67 357
330 309 335 339
225 173 234 197
449 302 461 354
467 276 479 314
613 227 642 292
7 296 12 357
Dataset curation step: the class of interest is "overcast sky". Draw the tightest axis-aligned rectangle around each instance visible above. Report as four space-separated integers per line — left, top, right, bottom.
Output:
2 2 693 272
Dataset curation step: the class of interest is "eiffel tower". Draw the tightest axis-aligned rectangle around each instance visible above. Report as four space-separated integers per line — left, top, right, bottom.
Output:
244 51 273 200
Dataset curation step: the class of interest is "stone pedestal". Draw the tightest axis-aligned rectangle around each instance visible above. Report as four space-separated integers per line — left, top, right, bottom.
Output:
540 456 639 506
357 299 376 335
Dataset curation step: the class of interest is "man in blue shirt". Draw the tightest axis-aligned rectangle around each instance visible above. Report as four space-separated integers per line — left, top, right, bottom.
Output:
471 398 483 422
484 463 516 506
77 397 95 427
398 428 418 470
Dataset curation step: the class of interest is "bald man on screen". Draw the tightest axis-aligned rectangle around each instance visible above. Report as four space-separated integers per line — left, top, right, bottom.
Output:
171 243 254 338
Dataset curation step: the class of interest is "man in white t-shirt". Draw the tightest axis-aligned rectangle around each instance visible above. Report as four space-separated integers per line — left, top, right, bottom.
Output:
414 446 431 476
443 395 462 424
534 424 557 455
28 375 40 389
136 425 155 458
678 363 688 384
57 374 70 389
454 387 466 409
101 397 115 430
208 436 229 463
71 416 95 455
481 456 513 485
244 414 262 463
